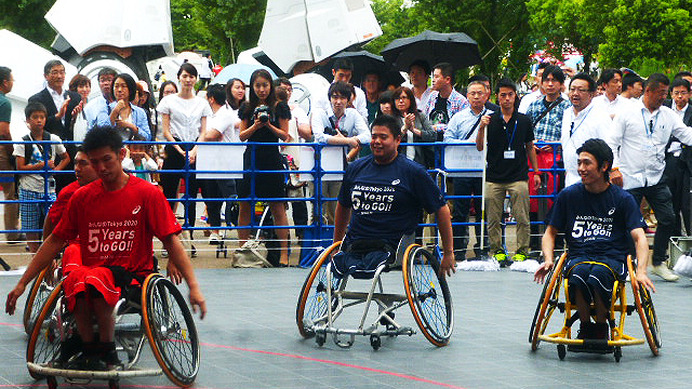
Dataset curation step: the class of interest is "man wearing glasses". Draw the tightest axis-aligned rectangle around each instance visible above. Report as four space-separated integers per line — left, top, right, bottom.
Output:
607 73 692 282
560 73 611 187
28 60 82 192
662 77 692 238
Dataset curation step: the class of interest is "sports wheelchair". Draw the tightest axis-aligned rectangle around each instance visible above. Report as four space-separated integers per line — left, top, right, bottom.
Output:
529 253 660 361
296 234 453 350
24 265 59 335
26 273 200 389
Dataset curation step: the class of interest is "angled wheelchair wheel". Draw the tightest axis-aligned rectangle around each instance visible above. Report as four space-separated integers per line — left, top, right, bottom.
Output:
23 268 52 335
26 281 70 379
142 274 200 387
627 258 661 356
530 253 566 351
296 241 342 338
402 245 453 347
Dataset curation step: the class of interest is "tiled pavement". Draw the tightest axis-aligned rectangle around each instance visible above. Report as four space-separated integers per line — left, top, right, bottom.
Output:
1 268 691 389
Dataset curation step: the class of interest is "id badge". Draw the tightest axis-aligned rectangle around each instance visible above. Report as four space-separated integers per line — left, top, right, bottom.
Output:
503 150 515 159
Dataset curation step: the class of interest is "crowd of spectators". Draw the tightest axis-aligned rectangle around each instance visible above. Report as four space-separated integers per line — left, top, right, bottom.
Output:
2 57 692 277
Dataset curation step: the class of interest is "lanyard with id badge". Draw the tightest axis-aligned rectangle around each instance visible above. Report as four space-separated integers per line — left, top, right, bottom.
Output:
504 120 518 159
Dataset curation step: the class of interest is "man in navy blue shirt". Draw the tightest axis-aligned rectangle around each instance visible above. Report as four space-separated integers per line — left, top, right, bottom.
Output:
334 115 455 277
534 139 654 342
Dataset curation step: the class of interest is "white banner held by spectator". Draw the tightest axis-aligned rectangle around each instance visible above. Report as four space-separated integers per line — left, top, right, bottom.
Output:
444 143 484 178
299 145 344 182
196 144 244 179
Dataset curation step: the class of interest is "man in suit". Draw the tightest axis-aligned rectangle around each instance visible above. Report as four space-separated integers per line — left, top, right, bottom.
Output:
663 77 692 235
28 60 81 192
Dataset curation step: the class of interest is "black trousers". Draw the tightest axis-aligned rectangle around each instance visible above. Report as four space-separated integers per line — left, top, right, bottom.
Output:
161 144 203 235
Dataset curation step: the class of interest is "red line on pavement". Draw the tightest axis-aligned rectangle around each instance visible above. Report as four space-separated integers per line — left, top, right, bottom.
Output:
200 342 467 389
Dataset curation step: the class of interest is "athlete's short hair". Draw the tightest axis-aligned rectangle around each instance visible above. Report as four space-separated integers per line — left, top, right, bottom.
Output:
577 138 614 181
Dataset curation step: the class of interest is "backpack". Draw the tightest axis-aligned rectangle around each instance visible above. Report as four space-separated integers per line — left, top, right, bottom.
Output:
22 132 53 164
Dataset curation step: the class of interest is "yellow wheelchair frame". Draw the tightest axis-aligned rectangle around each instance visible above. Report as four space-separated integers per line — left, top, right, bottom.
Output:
529 253 661 361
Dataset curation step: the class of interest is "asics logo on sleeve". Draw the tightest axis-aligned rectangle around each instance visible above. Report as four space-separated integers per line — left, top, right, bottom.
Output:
132 205 142 215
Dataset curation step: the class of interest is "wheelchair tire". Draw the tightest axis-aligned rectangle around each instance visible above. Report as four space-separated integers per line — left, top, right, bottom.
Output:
530 253 566 351
296 241 342 339
628 258 661 356
528 267 554 344
142 274 200 387
26 281 67 380
23 268 50 335
402 245 453 347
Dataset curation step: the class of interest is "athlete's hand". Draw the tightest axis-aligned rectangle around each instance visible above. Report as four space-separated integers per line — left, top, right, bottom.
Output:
636 272 656 294
439 251 456 278
166 262 183 285
188 287 207 320
533 261 553 284
610 169 623 187
5 282 26 315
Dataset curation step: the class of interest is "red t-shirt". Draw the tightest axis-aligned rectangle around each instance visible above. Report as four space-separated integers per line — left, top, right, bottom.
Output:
53 175 181 273
48 180 81 227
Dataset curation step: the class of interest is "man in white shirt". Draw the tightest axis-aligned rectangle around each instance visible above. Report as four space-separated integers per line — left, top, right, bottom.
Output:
330 58 369 123
408 60 433 110
311 82 370 224
444 81 492 260
593 69 626 118
608 73 692 281
662 78 692 237
560 73 611 187
200 84 239 243
276 77 312 236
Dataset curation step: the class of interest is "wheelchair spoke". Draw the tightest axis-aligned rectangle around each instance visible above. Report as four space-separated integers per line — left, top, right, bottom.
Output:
409 250 452 340
148 280 197 380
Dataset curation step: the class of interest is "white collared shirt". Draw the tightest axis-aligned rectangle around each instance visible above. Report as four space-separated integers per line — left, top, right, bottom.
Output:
48 87 66 124
592 94 629 118
607 99 692 189
415 87 433 111
560 102 611 186
668 103 689 155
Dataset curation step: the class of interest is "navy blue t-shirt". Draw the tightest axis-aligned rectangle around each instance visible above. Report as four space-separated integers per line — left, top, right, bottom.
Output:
549 183 645 263
338 154 446 247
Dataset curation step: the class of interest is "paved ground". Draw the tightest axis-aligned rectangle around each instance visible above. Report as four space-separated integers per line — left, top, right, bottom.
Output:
1 266 691 389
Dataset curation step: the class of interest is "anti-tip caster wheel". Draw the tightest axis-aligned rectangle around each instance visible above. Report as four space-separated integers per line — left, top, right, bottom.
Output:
557 344 566 361
108 379 119 389
614 347 622 362
47 376 58 389
315 332 326 347
370 334 381 351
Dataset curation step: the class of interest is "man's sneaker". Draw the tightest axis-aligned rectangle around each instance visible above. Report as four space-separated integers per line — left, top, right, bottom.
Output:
511 252 528 262
592 322 609 341
493 250 509 267
568 321 592 352
209 233 221 245
650 263 679 282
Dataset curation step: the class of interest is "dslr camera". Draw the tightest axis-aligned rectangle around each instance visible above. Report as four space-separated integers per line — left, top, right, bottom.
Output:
254 105 271 123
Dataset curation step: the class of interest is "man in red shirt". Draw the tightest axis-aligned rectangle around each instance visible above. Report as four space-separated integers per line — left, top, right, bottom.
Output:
5 126 206 369
42 147 99 274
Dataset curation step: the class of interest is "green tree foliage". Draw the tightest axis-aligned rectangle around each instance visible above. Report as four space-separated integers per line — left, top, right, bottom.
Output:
0 0 55 48
170 0 267 65
599 0 692 72
526 0 614 73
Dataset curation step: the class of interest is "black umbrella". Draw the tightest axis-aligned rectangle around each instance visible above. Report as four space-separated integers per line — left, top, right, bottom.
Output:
314 50 405 87
381 30 482 72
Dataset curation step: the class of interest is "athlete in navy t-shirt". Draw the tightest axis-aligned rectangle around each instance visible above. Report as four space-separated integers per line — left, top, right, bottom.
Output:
534 139 654 342
334 115 455 277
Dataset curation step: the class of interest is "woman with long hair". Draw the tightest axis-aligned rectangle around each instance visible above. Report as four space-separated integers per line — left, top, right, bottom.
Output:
237 69 291 266
225 78 246 112
391 86 436 168
157 63 212 251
